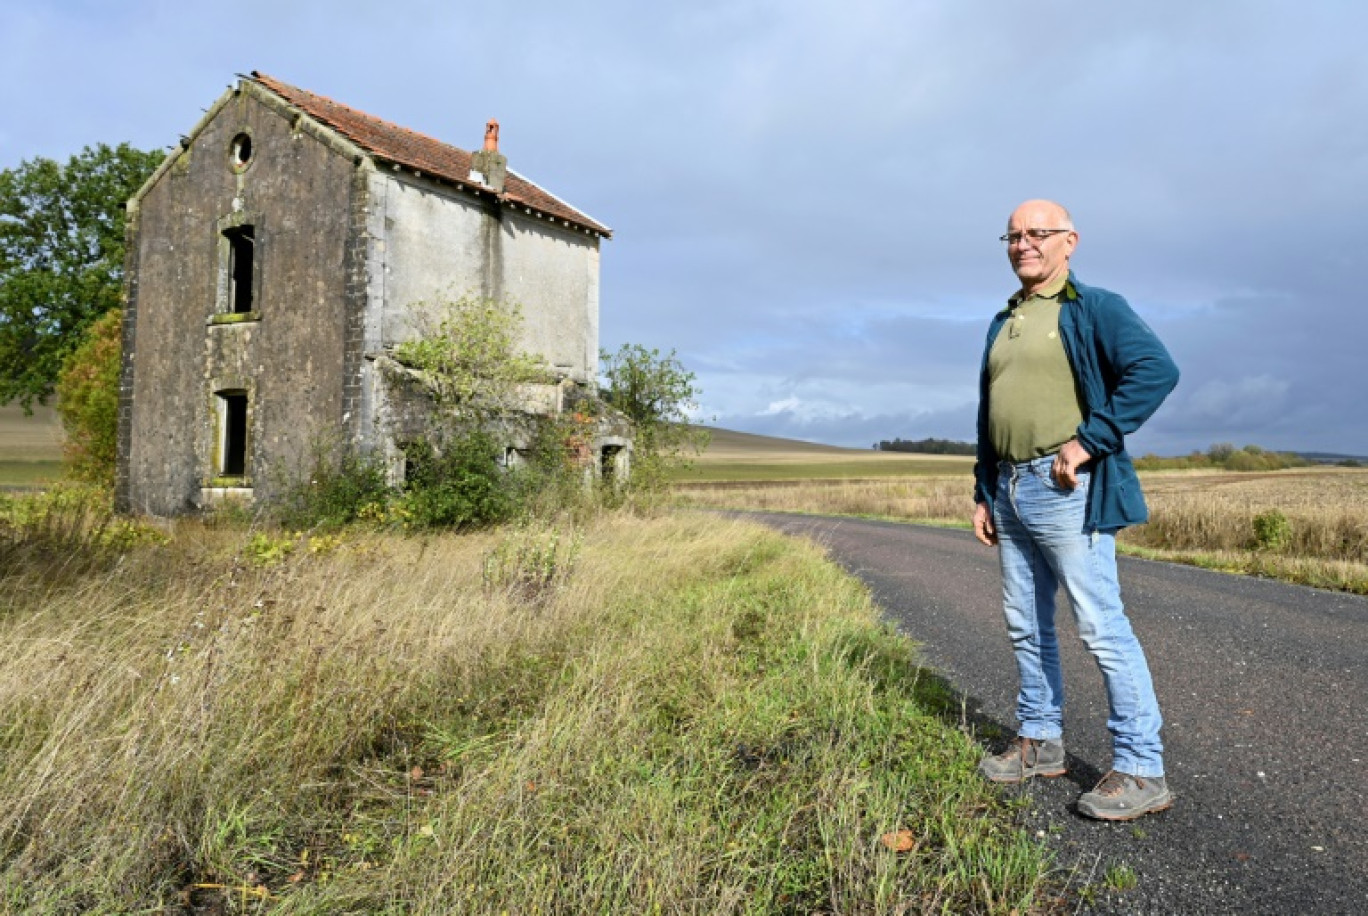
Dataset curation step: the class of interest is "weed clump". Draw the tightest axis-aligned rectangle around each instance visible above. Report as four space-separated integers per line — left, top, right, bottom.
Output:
271 446 393 532
1251 508 1292 552
398 433 514 530
481 523 583 603
0 482 165 578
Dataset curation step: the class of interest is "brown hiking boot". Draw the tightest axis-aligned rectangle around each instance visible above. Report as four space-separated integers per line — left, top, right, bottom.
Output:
1077 770 1173 821
978 736 1066 783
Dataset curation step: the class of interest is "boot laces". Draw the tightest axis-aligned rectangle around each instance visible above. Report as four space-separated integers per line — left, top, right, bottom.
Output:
1094 769 1143 796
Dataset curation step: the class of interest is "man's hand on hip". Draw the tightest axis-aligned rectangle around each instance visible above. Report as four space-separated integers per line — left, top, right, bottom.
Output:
1052 438 1092 490
973 501 997 546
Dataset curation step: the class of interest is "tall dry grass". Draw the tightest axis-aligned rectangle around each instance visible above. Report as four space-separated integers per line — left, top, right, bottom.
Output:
677 468 1368 593
0 503 1053 913
1120 470 1368 591
1129 471 1368 559
1 520 519 908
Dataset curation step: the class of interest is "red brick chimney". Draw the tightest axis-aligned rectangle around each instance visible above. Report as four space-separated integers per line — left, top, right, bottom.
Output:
469 118 507 193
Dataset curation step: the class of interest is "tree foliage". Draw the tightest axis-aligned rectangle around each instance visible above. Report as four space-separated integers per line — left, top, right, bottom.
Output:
1132 443 1312 472
875 437 975 455
54 308 123 486
0 143 161 409
392 292 547 414
599 343 707 485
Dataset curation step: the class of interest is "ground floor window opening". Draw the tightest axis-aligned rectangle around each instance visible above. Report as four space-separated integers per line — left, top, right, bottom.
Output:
217 390 248 476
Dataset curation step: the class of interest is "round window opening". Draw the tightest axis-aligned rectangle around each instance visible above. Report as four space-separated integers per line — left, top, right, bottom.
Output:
231 133 253 169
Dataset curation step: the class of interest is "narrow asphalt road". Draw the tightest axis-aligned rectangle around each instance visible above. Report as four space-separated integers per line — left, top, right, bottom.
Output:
741 512 1368 916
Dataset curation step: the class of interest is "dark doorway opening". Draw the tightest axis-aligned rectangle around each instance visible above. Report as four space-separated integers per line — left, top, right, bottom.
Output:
600 445 622 480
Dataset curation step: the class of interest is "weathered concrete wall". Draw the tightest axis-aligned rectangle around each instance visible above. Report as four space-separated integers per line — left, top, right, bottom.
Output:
497 208 600 384
372 173 494 325
120 85 359 514
372 172 601 384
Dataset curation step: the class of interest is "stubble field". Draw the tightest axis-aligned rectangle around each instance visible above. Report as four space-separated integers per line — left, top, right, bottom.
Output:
676 431 1368 594
676 428 972 481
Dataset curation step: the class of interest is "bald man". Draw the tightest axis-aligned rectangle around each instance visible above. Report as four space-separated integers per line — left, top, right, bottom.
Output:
972 200 1180 821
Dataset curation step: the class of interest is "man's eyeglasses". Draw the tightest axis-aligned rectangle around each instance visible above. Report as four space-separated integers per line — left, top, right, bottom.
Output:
1000 228 1071 247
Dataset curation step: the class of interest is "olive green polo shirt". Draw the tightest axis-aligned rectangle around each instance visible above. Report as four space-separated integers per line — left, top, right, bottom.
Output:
987 274 1084 463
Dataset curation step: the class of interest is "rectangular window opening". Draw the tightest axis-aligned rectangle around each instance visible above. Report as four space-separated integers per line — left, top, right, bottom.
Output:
218 391 248 476
225 225 255 314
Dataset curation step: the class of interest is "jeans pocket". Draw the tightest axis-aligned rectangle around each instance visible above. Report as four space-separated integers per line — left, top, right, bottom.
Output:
1041 466 1089 495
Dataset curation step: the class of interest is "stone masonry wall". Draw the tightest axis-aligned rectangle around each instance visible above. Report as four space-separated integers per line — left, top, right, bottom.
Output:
120 85 360 514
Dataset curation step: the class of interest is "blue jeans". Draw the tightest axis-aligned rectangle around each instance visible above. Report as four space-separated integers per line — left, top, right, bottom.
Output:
993 456 1164 777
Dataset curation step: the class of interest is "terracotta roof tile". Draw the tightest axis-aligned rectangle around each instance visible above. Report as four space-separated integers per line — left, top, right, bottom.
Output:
248 72 610 237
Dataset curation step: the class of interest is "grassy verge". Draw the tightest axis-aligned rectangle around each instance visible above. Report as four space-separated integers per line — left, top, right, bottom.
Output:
1115 545 1368 594
0 504 1053 913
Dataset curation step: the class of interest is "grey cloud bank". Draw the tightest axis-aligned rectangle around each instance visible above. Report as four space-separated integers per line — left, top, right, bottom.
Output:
4 1 1365 454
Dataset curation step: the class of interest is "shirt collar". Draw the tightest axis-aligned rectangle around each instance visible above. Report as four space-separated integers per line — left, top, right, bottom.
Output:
1009 272 1070 309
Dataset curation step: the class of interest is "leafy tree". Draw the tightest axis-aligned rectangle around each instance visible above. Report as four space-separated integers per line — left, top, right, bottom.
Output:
382 292 577 528
599 343 708 486
54 307 123 485
392 292 547 414
1206 442 1235 464
0 143 161 410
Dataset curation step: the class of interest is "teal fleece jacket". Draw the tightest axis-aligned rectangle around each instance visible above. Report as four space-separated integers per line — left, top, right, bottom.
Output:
974 273 1180 532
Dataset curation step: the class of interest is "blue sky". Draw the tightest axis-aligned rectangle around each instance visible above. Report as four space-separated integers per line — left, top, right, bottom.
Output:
4 1 1366 454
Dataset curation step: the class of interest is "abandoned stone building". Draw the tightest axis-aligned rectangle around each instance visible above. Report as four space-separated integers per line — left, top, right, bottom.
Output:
115 71 627 516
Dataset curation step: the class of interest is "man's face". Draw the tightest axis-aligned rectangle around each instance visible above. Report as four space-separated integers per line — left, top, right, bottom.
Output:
1006 202 1077 289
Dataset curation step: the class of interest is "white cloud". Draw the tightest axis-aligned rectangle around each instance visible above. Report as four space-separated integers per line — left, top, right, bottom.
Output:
759 397 803 417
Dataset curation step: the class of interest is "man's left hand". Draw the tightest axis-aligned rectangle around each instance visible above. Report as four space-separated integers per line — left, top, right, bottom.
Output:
1052 438 1092 490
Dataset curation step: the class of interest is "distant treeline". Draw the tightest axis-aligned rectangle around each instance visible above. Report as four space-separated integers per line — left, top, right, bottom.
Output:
1133 443 1322 471
875 437 975 455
